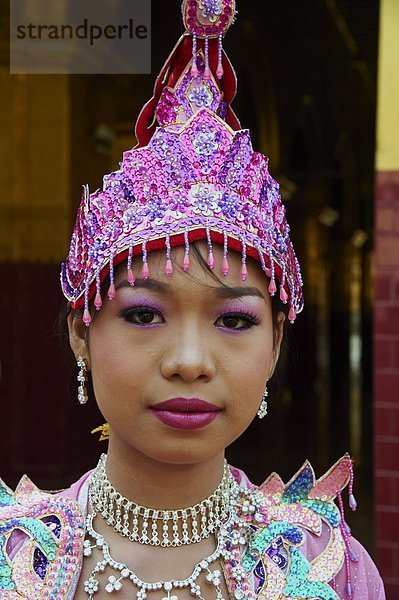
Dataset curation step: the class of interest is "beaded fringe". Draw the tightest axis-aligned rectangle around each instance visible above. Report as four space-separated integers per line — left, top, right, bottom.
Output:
81 229 296 326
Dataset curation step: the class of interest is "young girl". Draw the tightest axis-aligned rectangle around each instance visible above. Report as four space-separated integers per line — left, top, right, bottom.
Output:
0 1 385 598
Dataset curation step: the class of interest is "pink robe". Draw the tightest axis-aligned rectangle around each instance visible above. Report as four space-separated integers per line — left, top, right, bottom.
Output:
60 466 386 599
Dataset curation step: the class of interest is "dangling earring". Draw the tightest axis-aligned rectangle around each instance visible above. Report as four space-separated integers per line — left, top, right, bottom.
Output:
257 383 269 419
77 356 88 404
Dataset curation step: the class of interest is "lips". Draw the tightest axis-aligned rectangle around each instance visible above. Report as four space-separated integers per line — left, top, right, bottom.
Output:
150 398 221 430
153 398 220 412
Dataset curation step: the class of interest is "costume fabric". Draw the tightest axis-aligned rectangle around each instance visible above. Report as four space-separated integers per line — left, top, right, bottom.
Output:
0 458 386 599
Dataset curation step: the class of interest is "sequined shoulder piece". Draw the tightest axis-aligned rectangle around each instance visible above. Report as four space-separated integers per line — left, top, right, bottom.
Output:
222 455 354 600
0 475 85 598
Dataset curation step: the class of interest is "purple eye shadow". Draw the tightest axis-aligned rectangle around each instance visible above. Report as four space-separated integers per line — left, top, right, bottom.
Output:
116 290 166 315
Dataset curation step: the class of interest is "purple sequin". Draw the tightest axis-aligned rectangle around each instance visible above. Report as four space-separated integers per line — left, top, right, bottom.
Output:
254 560 265 594
218 190 242 218
61 19 304 321
265 537 288 569
156 89 180 126
32 516 61 580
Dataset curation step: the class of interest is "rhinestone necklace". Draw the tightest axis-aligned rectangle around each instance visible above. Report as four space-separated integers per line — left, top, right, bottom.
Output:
83 510 231 599
89 454 235 547
83 455 247 599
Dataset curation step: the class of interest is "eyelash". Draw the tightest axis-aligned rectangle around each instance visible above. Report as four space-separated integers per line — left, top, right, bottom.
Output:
121 307 164 326
215 311 261 331
120 307 261 331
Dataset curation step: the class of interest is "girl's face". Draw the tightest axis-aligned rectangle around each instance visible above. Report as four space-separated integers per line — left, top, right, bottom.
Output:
69 243 284 465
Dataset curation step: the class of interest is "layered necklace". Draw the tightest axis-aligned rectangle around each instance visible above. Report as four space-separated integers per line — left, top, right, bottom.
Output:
83 454 251 600
89 454 234 547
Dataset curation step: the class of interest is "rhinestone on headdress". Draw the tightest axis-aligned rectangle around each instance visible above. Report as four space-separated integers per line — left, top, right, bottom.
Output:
60 0 304 325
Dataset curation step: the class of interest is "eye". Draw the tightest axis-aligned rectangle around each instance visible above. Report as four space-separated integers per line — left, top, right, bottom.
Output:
215 312 260 331
121 307 164 326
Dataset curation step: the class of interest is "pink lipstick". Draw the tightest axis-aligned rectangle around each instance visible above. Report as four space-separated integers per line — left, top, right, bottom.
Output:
150 398 221 430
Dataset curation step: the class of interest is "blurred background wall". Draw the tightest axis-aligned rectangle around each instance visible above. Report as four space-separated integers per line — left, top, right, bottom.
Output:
374 0 399 594
1 0 398 595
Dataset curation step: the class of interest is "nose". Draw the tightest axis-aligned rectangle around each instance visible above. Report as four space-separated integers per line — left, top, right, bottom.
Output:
160 322 217 383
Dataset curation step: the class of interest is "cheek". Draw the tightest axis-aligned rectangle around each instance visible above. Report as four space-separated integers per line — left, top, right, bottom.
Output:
88 326 145 406
232 359 268 401
224 334 274 415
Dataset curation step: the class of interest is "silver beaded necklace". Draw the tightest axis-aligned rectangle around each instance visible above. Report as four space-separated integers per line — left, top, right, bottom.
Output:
83 454 244 599
83 511 232 599
89 454 234 547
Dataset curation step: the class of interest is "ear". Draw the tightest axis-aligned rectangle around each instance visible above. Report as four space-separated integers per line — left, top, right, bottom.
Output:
269 311 285 378
67 312 91 369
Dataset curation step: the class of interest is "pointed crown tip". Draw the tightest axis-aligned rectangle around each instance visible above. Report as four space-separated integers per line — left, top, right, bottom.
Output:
182 0 236 39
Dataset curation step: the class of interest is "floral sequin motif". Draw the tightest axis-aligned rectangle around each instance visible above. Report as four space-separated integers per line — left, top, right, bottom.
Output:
199 0 223 22
188 84 213 108
123 208 143 231
189 184 222 215
88 237 108 260
178 58 223 120
193 128 220 156
218 190 242 218
143 195 167 221
181 111 231 178
182 0 235 37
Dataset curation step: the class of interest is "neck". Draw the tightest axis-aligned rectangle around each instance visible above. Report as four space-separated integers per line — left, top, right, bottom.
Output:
104 435 226 510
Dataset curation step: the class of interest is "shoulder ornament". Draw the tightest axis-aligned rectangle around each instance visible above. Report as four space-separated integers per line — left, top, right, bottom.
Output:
0 475 84 598
222 454 355 600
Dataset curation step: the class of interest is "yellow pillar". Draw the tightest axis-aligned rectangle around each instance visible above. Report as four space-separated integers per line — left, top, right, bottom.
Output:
374 0 399 593
376 0 399 172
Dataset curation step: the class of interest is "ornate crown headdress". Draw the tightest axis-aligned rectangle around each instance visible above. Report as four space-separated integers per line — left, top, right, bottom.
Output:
60 0 303 325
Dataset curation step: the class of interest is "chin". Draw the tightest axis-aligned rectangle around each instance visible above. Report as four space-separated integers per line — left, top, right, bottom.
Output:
135 439 225 466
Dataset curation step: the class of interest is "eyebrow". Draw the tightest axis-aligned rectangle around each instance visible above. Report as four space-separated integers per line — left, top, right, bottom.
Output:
116 279 265 300
116 279 169 293
214 286 265 300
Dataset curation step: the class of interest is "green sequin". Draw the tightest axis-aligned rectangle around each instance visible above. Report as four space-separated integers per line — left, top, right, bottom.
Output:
301 498 340 528
0 542 16 590
0 481 16 507
283 546 339 600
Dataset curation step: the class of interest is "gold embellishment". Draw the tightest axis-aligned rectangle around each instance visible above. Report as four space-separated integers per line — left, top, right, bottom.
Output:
91 423 110 441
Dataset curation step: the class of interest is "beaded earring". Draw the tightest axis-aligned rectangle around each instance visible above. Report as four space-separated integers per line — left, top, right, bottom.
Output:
77 356 88 405
257 384 269 419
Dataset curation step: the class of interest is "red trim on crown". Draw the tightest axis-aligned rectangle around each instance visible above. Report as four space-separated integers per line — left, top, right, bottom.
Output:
71 229 284 310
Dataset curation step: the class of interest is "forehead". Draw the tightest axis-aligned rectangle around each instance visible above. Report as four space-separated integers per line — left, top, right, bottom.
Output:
113 242 270 301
